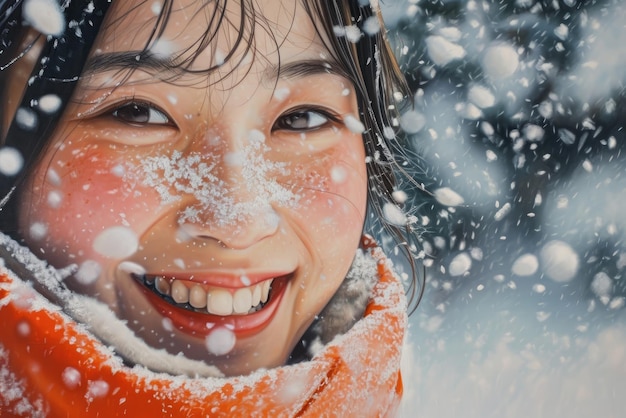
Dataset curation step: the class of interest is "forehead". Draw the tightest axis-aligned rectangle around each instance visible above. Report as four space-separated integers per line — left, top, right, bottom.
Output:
93 0 327 74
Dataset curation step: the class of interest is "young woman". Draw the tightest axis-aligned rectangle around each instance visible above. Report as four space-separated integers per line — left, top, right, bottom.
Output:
0 0 418 415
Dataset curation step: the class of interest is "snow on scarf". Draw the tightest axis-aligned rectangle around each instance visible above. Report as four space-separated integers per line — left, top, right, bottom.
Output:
0 235 406 417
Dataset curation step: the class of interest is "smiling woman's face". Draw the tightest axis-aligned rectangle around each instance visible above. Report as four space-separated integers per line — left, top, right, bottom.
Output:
15 0 367 376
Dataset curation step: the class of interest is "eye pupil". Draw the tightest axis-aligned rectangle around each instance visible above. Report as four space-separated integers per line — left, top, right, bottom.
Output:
276 110 329 131
285 113 308 129
116 104 150 124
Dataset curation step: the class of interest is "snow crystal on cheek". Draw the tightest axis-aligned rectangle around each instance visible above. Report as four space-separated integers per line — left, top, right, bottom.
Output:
0 147 24 176
46 168 61 186
205 326 236 356
75 260 102 285
61 367 81 389
23 0 65 37
330 166 348 183
247 129 266 143
434 187 465 207
149 39 175 59
173 258 185 269
511 253 539 276
482 43 519 79
540 240 579 283
37 94 62 114
449 252 472 276
273 87 291 101
46 190 62 208
92 226 138 258
214 49 226 66
175 224 195 242
139 133 299 227
263 209 281 230
224 151 244 166
344 115 365 134
110 165 125 177
151 1 162 15
29 222 48 240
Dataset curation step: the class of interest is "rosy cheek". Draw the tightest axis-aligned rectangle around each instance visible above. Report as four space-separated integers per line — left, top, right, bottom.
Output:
292 151 366 235
22 149 160 258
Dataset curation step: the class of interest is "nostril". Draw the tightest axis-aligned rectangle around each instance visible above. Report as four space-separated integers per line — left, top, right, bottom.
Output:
176 206 281 250
177 225 227 246
196 235 228 248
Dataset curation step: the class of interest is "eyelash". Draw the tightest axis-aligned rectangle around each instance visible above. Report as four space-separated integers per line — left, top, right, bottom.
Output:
272 107 340 133
105 101 340 134
107 100 173 127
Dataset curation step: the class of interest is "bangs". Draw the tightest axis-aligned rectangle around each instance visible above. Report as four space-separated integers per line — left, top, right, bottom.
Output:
84 0 255 84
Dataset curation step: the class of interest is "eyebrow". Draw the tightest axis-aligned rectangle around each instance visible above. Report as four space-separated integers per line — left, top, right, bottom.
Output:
83 52 350 82
83 52 178 76
264 58 351 82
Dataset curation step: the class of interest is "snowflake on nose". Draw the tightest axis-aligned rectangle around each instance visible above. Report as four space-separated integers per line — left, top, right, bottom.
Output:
137 131 299 227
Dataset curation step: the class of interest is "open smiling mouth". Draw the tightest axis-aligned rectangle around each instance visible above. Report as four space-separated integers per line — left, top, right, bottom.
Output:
130 273 292 336
135 274 277 314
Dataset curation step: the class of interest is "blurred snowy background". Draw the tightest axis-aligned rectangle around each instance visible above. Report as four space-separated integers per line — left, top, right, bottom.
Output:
381 1 626 417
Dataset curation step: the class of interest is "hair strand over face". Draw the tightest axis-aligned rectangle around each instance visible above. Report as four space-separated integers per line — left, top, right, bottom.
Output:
0 0 423 311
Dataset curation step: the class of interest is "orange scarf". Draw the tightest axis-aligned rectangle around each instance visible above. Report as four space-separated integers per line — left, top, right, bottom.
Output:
0 244 406 417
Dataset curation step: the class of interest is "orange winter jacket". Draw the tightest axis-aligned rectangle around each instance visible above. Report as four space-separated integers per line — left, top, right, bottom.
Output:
0 245 406 418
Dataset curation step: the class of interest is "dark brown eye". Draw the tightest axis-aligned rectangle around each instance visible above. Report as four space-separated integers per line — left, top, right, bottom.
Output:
112 102 170 125
273 109 334 132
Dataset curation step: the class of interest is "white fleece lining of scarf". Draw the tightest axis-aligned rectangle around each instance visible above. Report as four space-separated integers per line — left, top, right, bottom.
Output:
0 233 379 378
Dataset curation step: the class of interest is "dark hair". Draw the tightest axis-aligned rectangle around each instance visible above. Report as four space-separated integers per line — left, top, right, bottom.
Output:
0 0 423 309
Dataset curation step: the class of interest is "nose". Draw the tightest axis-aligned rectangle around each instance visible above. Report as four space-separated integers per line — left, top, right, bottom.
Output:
179 204 281 250
174 128 286 249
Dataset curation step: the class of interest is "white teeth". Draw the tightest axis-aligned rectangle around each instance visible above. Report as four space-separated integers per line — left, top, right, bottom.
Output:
233 288 253 314
207 289 233 316
171 280 189 304
189 285 207 309
251 284 262 307
155 277 170 295
261 280 271 303
152 277 275 315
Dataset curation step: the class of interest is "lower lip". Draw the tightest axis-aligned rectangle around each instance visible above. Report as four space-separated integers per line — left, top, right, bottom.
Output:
134 277 289 338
